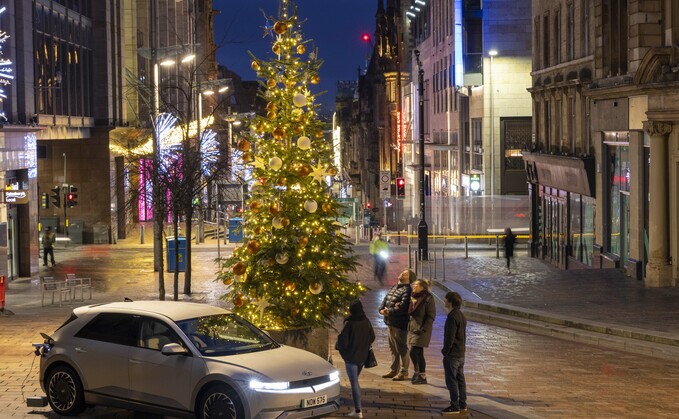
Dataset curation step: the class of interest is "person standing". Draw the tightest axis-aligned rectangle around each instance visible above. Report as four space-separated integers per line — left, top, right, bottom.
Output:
369 233 389 283
441 291 468 415
378 269 414 381
42 226 56 267
336 300 375 418
407 279 436 384
504 227 516 274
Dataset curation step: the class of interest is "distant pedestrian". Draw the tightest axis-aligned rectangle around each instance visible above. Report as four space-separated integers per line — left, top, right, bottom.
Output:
378 269 414 381
504 227 516 274
369 233 389 283
408 279 436 384
440 292 468 415
336 300 375 418
42 226 56 267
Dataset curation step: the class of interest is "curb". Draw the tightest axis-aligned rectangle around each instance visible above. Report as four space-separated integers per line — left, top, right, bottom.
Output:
433 281 679 362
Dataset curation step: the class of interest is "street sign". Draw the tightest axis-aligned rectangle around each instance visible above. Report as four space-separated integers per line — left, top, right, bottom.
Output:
380 171 391 199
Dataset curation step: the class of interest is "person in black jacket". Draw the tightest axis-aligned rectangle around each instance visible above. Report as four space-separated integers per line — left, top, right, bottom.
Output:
440 291 468 415
504 227 516 274
336 300 375 418
378 269 414 381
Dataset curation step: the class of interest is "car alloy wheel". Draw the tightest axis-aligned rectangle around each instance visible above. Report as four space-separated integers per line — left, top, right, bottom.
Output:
201 385 241 419
46 365 85 416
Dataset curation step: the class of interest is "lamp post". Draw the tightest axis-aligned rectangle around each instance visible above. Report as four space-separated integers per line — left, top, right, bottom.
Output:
488 49 497 196
415 50 428 261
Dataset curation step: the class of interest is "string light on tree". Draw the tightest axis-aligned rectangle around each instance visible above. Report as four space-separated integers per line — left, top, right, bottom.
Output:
217 0 363 330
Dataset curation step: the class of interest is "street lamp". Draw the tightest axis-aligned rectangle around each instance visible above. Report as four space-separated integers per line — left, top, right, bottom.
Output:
415 50 428 261
488 49 498 196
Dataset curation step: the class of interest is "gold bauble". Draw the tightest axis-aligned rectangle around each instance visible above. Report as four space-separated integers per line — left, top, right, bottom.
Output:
332 279 341 289
251 61 261 71
249 200 261 210
237 139 251 152
246 240 261 254
322 203 331 213
254 226 265 235
299 165 311 177
299 236 309 247
222 277 234 286
241 152 253 163
232 293 244 307
312 227 322 235
267 110 277 119
267 78 277 88
310 74 320 85
294 125 304 135
266 101 277 111
274 21 288 35
280 217 291 227
327 166 338 176
297 44 306 55
309 282 323 295
284 280 296 292
276 177 287 187
269 203 280 216
315 130 324 139
273 126 286 140
232 262 246 276
319 260 330 270
272 43 281 55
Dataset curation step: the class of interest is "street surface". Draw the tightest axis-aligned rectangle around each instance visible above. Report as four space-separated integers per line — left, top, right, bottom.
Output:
1 238 679 418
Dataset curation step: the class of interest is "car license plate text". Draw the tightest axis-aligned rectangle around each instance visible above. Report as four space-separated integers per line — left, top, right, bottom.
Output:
301 395 327 408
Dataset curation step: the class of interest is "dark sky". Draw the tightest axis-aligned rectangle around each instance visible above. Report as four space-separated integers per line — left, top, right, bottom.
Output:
213 0 377 114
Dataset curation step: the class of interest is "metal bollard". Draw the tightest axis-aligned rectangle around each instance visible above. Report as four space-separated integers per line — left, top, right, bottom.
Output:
442 248 446 281
408 244 412 269
464 236 469 259
355 226 360 245
433 248 437 279
496 235 500 258
140 225 145 244
414 249 419 278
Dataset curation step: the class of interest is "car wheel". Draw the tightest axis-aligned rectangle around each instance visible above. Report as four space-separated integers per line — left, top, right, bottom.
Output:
199 384 243 419
45 365 86 416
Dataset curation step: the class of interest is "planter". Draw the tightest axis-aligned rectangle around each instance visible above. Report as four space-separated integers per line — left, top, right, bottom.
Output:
266 327 330 360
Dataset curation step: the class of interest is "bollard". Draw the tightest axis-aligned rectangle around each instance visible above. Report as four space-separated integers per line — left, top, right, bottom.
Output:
442 248 446 281
408 244 412 269
407 225 412 245
464 236 469 259
355 226 360 245
433 248 437 279
414 249 419 278
496 235 500 258
140 225 145 245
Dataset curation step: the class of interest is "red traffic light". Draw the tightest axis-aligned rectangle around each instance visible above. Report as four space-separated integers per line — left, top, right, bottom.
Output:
397 178 405 187
366 202 372 209
361 34 370 42
67 193 74 200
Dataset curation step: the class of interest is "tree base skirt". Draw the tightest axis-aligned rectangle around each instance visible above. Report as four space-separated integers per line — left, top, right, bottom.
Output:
266 327 329 360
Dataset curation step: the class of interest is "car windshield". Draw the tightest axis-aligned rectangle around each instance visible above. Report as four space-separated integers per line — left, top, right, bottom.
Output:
176 313 278 356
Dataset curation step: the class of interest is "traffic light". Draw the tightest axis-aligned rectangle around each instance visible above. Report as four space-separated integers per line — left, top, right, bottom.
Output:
366 202 372 209
66 185 78 208
50 186 61 208
396 177 405 199
41 193 49 209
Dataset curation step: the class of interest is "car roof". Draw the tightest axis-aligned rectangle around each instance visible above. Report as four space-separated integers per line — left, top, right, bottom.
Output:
74 300 230 322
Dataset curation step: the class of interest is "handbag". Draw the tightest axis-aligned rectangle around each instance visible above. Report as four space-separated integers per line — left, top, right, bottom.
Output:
364 347 378 368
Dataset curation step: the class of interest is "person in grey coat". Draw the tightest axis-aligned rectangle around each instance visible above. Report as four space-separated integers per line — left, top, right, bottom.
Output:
378 269 414 381
336 300 375 418
407 279 436 384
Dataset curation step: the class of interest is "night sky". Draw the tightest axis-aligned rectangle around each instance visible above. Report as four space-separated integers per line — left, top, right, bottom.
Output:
213 0 377 114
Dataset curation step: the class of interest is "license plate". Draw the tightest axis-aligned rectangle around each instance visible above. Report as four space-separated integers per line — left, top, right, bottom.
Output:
301 395 327 408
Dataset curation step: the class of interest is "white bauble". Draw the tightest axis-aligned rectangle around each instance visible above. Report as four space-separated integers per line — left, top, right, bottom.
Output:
309 282 323 295
303 199 318 213
297 136 311 150
269 157 283 171
272 215 284 229
293 93 307 108
275 253 289 264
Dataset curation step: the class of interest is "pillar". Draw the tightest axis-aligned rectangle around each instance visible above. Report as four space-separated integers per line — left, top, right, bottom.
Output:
642 120 673 287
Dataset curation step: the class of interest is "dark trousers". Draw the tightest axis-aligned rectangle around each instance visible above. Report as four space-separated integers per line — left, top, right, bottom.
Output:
443 355 467 409
410 345 426 374
43 247 55 265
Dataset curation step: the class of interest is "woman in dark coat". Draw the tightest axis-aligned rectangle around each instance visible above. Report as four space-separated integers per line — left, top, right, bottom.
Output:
504 227 516 273
336 300 375 418
408 279 436 384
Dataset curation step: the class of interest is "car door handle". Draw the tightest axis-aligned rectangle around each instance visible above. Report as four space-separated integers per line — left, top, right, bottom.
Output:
75 347 86 353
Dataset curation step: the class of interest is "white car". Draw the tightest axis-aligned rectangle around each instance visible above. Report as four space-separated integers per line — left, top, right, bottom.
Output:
36 301 340 418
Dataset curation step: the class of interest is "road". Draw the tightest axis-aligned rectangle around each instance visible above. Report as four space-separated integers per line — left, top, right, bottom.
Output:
1 243 678 418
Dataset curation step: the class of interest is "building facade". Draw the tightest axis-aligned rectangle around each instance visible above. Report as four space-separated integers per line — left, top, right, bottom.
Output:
527 0 679 287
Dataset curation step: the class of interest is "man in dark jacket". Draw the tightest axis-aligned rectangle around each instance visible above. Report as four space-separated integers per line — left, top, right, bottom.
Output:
441 291 468 415
336 300 375 418
378 269 414 380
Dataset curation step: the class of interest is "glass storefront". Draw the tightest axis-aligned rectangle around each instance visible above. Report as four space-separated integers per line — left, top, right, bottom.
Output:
607 144 630 265
569 194 595 265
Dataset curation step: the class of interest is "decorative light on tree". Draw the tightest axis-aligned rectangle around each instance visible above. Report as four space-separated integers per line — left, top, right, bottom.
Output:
217 0 364 330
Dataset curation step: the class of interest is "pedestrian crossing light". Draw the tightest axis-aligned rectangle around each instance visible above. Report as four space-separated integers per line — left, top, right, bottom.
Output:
41 192 49 209
66 185 78 208
396 177 405 199
50 186 61 208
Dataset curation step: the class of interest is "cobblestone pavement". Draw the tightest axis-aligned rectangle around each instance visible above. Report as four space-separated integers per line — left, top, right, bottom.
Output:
2 237 679 418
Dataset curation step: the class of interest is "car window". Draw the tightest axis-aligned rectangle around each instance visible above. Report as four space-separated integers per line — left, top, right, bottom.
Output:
138 317 183 351
177 314 279 356
74 313 138 346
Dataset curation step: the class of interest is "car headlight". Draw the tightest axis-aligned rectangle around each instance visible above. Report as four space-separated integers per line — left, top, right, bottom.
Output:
249 380 290 391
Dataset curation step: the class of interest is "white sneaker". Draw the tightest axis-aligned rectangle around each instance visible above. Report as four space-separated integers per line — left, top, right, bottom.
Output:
347 411 363 418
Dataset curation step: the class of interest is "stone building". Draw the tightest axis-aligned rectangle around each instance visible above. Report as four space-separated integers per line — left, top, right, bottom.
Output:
526 0 679 287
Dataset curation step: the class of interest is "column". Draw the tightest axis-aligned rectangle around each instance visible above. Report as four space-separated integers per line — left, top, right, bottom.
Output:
642 120 673 287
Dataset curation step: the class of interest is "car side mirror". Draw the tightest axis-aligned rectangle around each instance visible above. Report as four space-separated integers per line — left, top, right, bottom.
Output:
161 343 189 356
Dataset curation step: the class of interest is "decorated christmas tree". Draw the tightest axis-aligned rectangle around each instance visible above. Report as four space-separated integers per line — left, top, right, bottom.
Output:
217 0 364 330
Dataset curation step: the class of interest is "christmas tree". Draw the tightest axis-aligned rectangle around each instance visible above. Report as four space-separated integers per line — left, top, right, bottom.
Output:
217 0 364 330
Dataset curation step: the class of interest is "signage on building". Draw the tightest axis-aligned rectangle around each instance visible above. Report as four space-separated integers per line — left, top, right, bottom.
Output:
379 171 391 199
1 190 28 204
